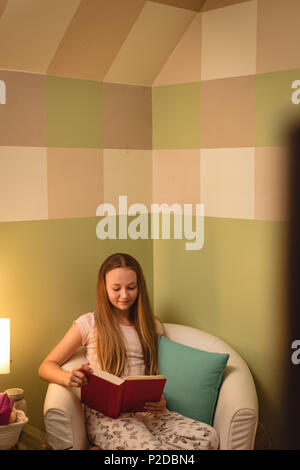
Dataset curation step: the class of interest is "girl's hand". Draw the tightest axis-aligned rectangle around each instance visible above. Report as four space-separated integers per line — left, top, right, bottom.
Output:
144 394 167 415
65 363 93 388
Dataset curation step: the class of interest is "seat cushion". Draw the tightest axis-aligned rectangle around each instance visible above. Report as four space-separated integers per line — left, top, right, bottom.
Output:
158 335 229 425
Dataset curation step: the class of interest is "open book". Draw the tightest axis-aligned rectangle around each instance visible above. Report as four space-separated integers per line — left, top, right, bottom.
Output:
80 368 167 419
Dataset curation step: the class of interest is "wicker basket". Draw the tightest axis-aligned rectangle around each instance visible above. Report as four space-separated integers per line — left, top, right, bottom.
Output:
0 410 28 450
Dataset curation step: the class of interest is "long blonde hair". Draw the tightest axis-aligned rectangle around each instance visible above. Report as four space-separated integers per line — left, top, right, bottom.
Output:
94 253 159 377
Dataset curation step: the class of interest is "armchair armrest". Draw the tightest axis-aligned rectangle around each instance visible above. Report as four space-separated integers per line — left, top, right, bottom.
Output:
211 339 258 450
43 348 89 450
44 383 88 450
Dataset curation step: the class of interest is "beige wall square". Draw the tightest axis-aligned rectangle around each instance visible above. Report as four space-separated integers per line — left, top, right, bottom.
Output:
200 75 256 148
153 149 201 214
257 0 300 74
0 146 48 222
103 149 152 212
47 148 103 219
200 147 255 219
102 82 152 150
201 0 257 80
0 70 46 147
255 147 290 221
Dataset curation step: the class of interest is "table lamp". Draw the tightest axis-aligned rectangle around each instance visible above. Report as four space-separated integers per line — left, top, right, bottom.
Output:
0 318 29 450
0 318 10 374
0 318 27 413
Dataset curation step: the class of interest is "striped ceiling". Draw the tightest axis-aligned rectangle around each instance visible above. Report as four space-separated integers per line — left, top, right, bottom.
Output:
0 0 210 84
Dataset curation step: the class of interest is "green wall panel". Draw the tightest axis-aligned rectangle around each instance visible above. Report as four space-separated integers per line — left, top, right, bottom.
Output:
153 216 288 448
256 69 300 147
152 82 201 149
46 76 103 148
0 216 153 430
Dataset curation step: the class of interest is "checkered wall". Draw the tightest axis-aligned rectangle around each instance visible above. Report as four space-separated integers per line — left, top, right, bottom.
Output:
0 0 297 223
0 0 296 444
0 0 203 222
153 0 299 222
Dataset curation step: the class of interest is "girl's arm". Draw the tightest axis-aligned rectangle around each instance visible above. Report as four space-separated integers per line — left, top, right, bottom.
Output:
38 323 92 387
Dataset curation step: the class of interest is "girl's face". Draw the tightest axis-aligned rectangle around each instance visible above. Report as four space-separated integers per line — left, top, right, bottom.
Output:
105 268 138 314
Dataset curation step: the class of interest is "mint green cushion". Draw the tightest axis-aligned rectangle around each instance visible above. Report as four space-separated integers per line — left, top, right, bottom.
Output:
158 335 229 425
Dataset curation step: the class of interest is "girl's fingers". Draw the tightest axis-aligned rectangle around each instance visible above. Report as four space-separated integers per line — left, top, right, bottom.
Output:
146 396 165 408
146 403 160 409
71 363 93 385
70 378 81 387
144 395 166 413
72 370 88 385
72 376 83 386
144 403 164 411
77 364 93 379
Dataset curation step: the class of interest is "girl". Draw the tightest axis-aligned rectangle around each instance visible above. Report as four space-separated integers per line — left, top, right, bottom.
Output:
39 253 219 450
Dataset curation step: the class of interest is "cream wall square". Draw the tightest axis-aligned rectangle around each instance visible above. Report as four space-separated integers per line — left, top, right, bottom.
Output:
47 148 103 219
0 146 48 222
201 0 257 80
200 147 255 219
103 149 152 212
153 149 201 214
255 146 290 222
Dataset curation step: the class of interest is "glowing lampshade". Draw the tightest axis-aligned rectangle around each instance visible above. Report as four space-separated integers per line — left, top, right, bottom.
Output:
0 318 10 374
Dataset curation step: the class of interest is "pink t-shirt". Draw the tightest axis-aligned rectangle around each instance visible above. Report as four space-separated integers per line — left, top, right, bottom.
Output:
74 312 164 378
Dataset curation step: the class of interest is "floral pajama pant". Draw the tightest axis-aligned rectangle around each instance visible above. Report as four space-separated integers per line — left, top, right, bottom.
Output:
85 407 219 450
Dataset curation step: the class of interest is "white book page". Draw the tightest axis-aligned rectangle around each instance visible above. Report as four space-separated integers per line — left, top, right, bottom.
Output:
92 368 164 383
126 375 164 381
92 368 124 385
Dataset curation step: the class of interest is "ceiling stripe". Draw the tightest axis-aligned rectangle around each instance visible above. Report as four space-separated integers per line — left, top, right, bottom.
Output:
0 0 8 19
104 2 196 86
150 0 206 11
0 0 81 73
47 0 146 81
202 0 250 11
153 13 202 85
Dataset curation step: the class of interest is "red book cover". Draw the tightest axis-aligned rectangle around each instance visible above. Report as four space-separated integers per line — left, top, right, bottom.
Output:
80 369 166 419
120 378 166 413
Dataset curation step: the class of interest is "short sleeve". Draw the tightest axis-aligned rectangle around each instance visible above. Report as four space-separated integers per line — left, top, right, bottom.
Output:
73 312 95 346
154 317 165 336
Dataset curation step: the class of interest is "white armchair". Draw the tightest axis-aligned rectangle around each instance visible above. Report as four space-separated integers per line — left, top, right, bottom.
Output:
43 323 259 450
